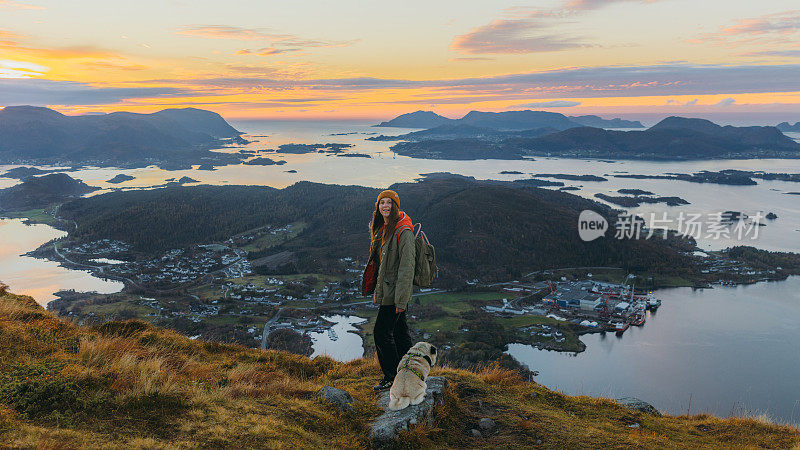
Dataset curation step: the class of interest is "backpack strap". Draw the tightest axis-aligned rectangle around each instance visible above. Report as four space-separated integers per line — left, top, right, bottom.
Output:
396 216 414 244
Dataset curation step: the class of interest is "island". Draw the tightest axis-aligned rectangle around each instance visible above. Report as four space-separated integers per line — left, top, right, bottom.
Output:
383 117 800 161
273 143 354 154
106 174 136 184
776 121 800 132
595 192 690 207
0 106 248 169
375 109 641 131
243 157 287 166
0 173 98 211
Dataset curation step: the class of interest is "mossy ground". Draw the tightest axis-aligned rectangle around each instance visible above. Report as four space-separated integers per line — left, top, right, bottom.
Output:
1 289 798 449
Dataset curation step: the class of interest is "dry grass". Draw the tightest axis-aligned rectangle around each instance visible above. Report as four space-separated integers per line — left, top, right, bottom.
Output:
1 290 799 449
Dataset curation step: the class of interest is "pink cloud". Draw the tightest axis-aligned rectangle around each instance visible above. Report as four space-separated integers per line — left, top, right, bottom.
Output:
451 19 586 54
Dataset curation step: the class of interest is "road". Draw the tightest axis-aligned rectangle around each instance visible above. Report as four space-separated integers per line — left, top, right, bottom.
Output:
260 307 284 350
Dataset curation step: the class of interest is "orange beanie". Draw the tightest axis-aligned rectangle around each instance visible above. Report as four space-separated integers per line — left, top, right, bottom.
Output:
376 189 399 207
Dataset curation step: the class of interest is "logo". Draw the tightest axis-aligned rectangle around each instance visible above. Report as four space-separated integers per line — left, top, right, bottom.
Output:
578 210 607 241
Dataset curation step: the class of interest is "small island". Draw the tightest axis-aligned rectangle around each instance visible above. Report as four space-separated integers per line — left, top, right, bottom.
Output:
595 192 690 207
106 174 136 184
243 157 287 166
534 173 608 182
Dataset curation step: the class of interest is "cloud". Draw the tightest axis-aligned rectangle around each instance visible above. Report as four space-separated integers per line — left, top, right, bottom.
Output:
0 78 187 106
691 10 800 47
178 25 359 55
0 59 48 78
516 100 582 107
0 0 43 10
684 98 698 106
450 57 496 62
739 49 800 58
562 0 659 11
715 97 736 106
135 63 800 100
451 0 663 55
451 19 586 54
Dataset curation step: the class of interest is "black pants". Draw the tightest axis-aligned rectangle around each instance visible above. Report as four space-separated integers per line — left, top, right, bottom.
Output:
374 305 413 381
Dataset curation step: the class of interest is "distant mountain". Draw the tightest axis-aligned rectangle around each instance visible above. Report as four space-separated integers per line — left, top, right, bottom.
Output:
376 110 641 132
368 123 558 143
568 115 644 128
0 106 244 168
375 110 453 128
114 108 242 139
390 117 800 160
519 118 800 159
457 110 581 131
777 121 800 132
0 173 98 211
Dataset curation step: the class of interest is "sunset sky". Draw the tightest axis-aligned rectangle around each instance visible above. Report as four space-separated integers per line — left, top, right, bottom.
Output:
1 0 799 122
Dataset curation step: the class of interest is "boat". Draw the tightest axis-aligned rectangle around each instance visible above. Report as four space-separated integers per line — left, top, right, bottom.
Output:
327 328 338 341
631 313 645 326
609 320 629 333
647 294 662 310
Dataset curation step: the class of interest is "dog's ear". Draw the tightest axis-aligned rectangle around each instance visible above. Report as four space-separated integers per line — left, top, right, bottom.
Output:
429 345 437 355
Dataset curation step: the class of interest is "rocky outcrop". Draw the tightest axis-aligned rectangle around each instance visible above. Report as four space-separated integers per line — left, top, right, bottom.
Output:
319 386 355 412
370 376 448 444
616 397 662 416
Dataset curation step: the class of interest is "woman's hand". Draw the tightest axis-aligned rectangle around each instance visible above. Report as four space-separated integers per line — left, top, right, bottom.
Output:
395 307 404 314
373 292 377 304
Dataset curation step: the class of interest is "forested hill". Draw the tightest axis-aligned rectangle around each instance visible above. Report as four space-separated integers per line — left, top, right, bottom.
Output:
58 175 695 284
0 173 98 211
0 106 244 167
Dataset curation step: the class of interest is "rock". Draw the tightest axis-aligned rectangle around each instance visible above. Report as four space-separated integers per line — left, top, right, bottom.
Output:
530 391 539 398
319 386 354 412
616 397 662 417
370 376 448 444
470 429 481 438
478 418 496 430
766 212 778 220
627 422 640 429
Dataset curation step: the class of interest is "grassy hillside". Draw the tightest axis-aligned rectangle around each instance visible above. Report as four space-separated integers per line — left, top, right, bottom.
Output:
1 288 798 448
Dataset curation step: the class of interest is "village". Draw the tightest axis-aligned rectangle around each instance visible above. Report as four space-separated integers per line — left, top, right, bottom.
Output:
43 220 792 354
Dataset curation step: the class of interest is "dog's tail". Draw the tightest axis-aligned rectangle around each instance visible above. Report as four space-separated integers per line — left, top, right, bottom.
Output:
388 396 411 411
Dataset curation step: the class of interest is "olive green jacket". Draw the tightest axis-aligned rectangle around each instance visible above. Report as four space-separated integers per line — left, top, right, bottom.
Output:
373 227 416 310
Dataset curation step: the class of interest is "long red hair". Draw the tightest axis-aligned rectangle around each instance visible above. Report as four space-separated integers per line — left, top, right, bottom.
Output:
369 199 400 245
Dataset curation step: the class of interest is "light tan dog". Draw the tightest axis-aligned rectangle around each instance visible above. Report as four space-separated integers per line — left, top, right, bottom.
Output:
388 342 437 411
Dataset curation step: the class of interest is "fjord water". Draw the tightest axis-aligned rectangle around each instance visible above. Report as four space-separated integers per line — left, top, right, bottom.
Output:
0 218 123 304
308 315 367 362
508 276 800 425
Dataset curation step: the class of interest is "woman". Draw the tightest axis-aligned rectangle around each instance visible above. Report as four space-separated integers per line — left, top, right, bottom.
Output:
363 189 415 391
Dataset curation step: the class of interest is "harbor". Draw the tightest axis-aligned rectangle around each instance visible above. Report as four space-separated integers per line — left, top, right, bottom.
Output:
484 278 664 338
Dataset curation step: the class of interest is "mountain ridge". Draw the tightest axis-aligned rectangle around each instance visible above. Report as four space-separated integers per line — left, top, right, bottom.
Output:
0 106 245 168
375 110 644 131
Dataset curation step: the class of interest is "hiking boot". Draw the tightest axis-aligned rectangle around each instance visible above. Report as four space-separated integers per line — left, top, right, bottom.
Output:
373 378 393 391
